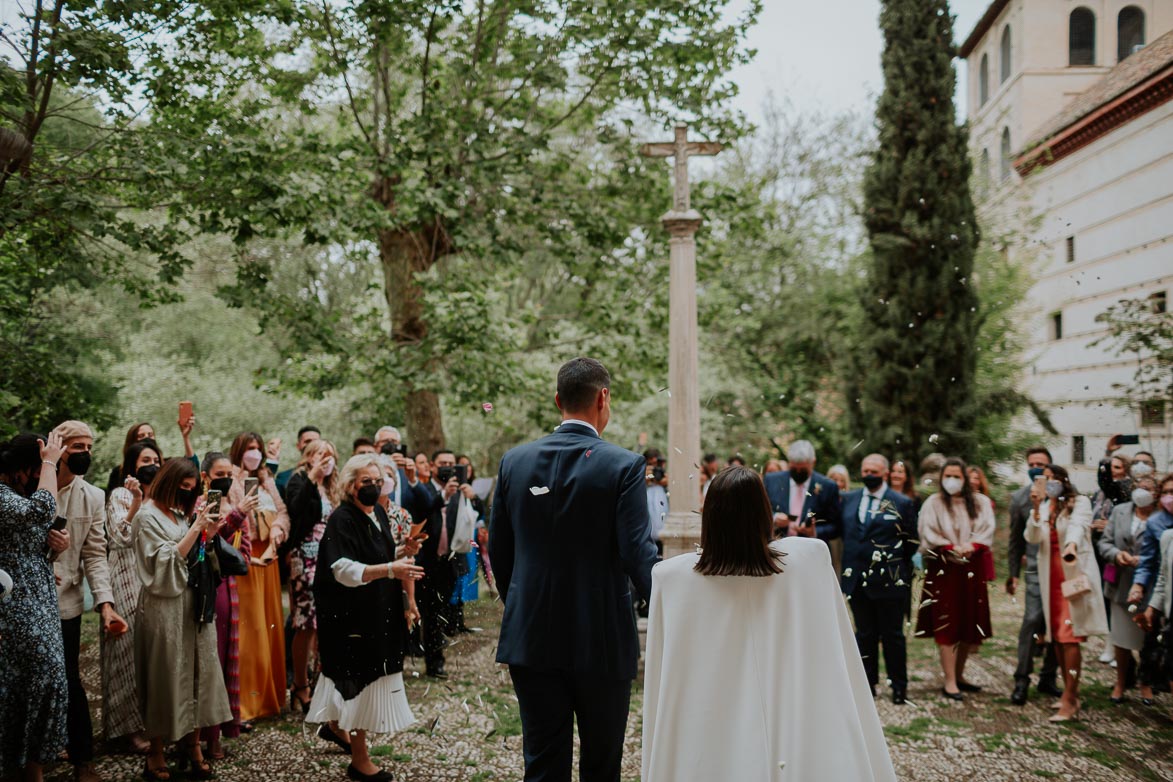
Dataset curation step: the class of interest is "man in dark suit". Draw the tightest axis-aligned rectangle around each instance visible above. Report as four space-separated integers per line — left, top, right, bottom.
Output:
1008 446 1062 704
490 357 660 782
412 449 460 678
763 439 842 541
840 454 916 704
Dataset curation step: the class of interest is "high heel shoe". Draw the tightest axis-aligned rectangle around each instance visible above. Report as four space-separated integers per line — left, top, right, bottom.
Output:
143 761 172 781
318 723 352 753
1049 708 1080 723
177 745 214 780
940 687 964 702
290 685 312 715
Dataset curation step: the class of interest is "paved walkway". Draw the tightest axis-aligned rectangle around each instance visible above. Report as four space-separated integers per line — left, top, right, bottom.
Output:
51 582 1173 781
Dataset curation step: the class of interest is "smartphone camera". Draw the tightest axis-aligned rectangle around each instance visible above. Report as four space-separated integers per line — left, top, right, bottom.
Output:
651 466 666 483
437 466 457 484
455 464 470 485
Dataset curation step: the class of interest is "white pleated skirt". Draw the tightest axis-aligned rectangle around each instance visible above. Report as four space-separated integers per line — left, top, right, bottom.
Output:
307 672 416 734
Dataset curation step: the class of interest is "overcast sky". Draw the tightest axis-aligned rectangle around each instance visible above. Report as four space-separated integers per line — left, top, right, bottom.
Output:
725 0 993 124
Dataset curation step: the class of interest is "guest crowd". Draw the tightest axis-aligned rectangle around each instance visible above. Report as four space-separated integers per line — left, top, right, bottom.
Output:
2 409 1171 781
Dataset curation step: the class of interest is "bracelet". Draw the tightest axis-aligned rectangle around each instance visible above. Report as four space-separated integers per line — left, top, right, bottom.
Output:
42 460 57 468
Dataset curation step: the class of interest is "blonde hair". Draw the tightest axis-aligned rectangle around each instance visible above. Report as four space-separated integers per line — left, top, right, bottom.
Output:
333 453 383 507
53 420 94 443
299 439 339 496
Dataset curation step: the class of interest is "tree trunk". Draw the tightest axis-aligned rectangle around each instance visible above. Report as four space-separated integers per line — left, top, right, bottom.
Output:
374 177 451 456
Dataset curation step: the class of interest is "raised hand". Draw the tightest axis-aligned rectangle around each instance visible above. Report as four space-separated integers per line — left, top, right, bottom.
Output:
39 430 65 465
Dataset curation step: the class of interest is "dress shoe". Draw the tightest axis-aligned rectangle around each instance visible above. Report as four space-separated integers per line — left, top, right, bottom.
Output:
892 688 906 705
1048 709 1080 723
347 764 394 781
1011 682 1029 705
427 665 448 680
318 723 352 753
940 687 964 702
1036 680 1064 698
957 680 982 693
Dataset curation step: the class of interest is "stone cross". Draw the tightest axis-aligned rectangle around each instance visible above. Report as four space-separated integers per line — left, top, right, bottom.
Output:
640 124 722 557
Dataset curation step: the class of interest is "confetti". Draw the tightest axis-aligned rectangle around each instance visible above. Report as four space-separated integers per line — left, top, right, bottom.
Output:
928 434 939 444
529 486 550 496
482 402 493 412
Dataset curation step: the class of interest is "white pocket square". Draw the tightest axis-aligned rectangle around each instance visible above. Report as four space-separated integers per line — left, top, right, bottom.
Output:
529 486 550 496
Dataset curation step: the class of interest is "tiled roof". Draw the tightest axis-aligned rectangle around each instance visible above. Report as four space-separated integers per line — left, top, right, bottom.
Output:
959 0 1010 59
1024 29 1173 151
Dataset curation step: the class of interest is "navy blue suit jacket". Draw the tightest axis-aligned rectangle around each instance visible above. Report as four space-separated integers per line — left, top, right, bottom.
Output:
840 488 917 599
489 421 659 679
763 470 842 541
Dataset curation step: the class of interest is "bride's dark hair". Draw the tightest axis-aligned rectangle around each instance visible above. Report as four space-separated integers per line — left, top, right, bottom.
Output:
695 466 784 577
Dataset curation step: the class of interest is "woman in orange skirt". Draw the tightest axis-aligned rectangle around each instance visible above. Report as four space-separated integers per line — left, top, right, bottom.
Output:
227 431 290 723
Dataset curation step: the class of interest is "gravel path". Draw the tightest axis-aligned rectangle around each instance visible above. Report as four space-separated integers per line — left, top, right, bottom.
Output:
49 579 1173 781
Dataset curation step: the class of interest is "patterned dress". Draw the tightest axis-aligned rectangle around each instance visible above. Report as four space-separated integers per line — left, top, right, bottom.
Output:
0 485 68 773
290 494 332 630
101 487 145 739
202 501 250 743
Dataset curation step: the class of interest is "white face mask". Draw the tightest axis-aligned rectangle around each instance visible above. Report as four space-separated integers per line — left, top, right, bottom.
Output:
1132 462 1154 480
322 457 336 477
1132 488 1154 508
941 477 964 496
1045 480 1064 499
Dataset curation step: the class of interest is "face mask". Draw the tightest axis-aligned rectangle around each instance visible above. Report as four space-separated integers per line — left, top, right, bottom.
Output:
136 464 160 486
380 475 395 496
862 475 884 492
322 457 336 477
1045 480 1064 499
1162 495 1173 513
22 472 39 496
1132 488 1154 508
209 477 233 496
941 477 964 496
242 449 263 471
1027 467 1045 481
356 483 381 506
66 452 91 476
175 488 197 508
1132 463 1154 479
790 468 810 485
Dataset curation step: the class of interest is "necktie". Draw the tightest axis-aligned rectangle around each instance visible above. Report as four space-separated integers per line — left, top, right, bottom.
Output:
438 501 449 557
864 494 876 525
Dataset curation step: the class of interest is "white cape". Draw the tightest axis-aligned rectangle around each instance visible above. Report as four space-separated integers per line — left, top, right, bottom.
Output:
641 538 897 782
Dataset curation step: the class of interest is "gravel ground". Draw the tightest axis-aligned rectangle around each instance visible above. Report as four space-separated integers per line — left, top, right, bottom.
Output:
49 572 1173 782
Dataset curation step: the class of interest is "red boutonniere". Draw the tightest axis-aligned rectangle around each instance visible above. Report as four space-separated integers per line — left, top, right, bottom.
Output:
814 483 822 495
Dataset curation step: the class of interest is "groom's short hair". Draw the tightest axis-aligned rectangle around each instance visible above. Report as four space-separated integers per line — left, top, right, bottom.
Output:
557 357 611 412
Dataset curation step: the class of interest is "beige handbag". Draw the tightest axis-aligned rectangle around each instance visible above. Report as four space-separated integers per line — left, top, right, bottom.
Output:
1061 573 1092 599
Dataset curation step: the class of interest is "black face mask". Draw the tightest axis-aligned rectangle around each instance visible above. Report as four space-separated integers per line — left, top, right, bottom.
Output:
175 488 197 508
209 477 233 496
66 452 92 476
23 472 40 496
136 464 160 486
790 468 811 485
356 484 381 507
862 474 884 492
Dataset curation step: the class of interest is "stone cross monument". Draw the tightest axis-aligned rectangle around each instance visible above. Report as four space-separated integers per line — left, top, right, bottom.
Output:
640 124 722 557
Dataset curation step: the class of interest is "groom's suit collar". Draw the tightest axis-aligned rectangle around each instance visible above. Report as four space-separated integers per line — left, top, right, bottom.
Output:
556 419 600 438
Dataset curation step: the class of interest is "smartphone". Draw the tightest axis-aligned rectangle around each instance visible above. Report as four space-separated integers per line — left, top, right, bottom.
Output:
206 489 222 516
243 476 259 498
455 464 470 485
47 516 68 561
394 444 408 456
437 466 456 484
178 400 193 428
410 521 428 539
1117 434 1140 446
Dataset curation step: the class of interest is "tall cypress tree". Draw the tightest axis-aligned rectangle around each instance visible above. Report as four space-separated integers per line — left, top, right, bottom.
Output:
852 0 980 463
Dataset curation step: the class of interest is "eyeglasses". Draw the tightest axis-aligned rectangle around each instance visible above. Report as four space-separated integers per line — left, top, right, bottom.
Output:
357 478 385 488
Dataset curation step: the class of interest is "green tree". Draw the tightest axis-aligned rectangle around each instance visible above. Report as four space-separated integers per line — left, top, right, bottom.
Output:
1094 296 1173 415
852 0 981 462
140 0 759 455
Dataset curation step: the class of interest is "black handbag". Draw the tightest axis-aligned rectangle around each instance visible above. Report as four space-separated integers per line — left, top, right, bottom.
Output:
212 535 250 577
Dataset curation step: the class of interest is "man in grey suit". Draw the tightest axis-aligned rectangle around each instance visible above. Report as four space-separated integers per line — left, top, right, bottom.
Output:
1008 446 1063 705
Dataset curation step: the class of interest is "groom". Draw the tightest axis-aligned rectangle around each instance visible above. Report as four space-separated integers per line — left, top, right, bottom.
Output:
490 357 660 782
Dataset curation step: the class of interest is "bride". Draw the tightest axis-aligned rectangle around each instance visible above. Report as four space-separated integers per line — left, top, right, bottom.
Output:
641 466 897 781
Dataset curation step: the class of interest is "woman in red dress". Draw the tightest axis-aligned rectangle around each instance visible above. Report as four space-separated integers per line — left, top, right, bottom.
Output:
915 458 995 701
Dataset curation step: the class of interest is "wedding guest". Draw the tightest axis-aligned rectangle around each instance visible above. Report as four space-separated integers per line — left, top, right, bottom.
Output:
1007 447 1062 705
1128 472 1173 693
762 458 786 474
1097 474 1158 703
967 465 994 512
915 457 994 701
763 441 841 541
889 460 921 512
199 452 257 760
727 454 746 467
641 466 896 781
1097 436 1135 506
415 450 461 678
447 455 484 634
0 431 68 782
307 455 424 782
1138 493 1173 698
52 421 127 782
840 455 916 704
376 455 422 633
105 419 197 499
276 426 321 500
827 464 850 493
644 449 669 552
101 440 162 753
353 438 377 456
227 431 290 723
700 453 720 502
133 458 232 780
1024 464 1108 722
373 426 402 453
285 438 339 714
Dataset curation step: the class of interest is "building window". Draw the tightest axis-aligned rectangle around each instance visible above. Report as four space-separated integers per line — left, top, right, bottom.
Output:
1000 26 1012 83
1050 311 1063 340
1066 236 1075 263
1118 7 1146 62
1000 127 1012 181
1151 290 1168 314
1072 436 1085 465
1070 8 1096 66
980 148 990 195
1142 401 1166 427
979 53 990 105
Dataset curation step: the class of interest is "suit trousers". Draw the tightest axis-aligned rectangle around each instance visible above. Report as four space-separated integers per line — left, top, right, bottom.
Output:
418 558 456 669
850 588 907 689
509 666 631 782
61 617 94 764
1013 565 1060 685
